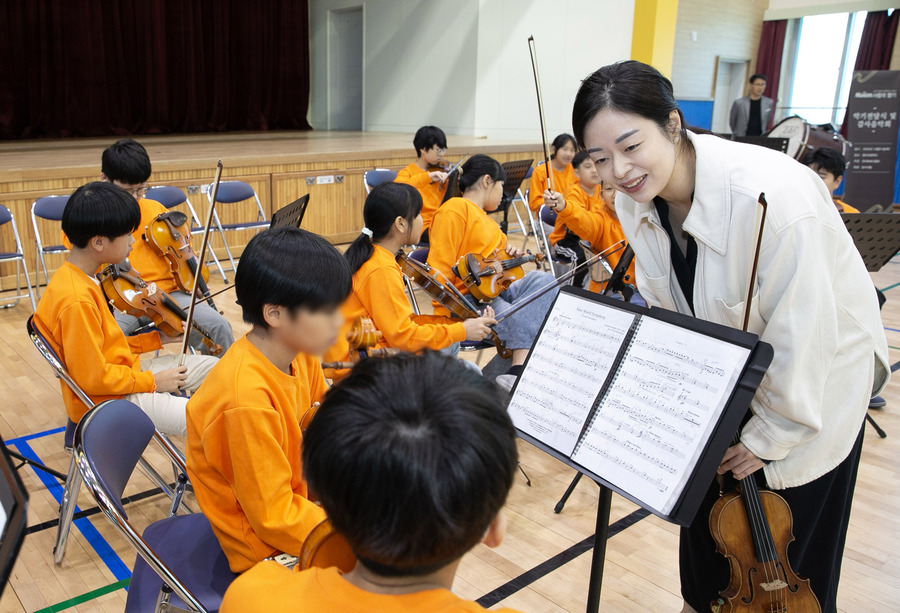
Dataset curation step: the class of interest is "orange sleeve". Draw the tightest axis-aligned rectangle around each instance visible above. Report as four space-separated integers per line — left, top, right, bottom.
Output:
307 359 329 405
60 302 157 396
126 330 163 355
528 165 546 212
426 209 467 288
550 187 589 246
358 266 466 351
219 406 327 557
395 166 433 189
556 196 607 248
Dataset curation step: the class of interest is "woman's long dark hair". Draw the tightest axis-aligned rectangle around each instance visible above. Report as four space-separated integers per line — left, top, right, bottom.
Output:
458 154 507 192
572 60 689 149
345 182 423 274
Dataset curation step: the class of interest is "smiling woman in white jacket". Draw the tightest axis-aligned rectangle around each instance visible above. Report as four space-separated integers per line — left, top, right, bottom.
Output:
563 61 889 613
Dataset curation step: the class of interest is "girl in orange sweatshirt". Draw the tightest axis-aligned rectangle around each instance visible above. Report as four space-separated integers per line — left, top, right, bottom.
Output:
528 133 577 213
428 155 559 388
323 183 495 375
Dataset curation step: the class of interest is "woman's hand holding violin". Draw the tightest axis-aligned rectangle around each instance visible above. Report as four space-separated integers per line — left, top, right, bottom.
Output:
718 442 766 480
543 189 566 213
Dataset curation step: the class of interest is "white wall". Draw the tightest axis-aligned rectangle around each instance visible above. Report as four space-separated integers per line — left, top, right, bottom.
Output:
308 0 634 140
472 0 635 140
765 0 896 20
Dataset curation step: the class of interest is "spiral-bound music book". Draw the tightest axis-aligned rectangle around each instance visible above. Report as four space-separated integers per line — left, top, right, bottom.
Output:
508 286 772 525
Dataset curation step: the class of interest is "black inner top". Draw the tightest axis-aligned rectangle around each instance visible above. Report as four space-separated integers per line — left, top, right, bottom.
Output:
653 197 697 314
747 97 763 136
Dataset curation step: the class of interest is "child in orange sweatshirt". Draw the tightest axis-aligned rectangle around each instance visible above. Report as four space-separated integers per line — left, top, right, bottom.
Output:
35 182 217 434
323 182 495 377
528 133 577 213
220 352 525 613
394 126 451 240
186 227 352 573
428 155 558 390
100 139 234 354
548 150 606 288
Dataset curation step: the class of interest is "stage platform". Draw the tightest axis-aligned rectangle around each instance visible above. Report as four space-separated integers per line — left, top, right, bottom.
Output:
0 131 542 288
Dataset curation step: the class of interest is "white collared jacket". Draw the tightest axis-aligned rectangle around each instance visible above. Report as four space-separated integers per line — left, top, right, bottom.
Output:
616 131 889 489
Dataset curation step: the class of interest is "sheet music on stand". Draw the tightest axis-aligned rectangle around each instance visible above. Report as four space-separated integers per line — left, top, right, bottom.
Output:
841 212 900 272
508 287 772 525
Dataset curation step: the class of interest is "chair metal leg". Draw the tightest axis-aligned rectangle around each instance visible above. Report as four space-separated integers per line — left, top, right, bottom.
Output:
53 456 83 564
213 212 238 273
21 259 37 312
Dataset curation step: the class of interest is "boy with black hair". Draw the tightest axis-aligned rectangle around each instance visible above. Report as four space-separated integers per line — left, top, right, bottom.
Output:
395 125 450 236
186 226 353 573
35 182 217 434
220 352 524 612
101 138 234 353
803 147 859 213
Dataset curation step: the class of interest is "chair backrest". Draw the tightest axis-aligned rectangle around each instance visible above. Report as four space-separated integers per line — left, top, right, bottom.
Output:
76 399 154 518
0 205 12 226
364 169 397 191
409 247 429 264
145 186 187 209
209 181 255 204
26 316 95 411
540 205 558 227
32 195 70 221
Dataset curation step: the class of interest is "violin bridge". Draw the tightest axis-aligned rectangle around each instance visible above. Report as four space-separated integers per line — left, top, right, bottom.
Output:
759 579 788 592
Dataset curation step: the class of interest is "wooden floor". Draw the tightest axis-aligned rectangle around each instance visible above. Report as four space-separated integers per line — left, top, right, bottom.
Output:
0 224 899 612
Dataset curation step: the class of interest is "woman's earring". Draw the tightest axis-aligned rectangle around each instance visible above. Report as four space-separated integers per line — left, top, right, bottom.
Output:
674 135 681 145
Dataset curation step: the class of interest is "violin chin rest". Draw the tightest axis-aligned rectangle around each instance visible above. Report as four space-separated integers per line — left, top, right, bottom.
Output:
160 211 189 226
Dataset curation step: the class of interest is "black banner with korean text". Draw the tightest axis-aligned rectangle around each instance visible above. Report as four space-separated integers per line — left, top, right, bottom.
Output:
844 70 900 208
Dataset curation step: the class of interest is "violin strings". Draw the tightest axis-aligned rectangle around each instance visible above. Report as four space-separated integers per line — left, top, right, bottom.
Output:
744 477 778 608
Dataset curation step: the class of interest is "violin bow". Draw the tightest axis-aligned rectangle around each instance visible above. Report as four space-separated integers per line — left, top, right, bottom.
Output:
493 241 626 324
179 161 223 365
742 193 767 332
528 35 554 193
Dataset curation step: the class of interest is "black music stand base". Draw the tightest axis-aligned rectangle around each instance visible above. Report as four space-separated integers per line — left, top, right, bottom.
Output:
7 449 66 481
587 485 613 613
866 412 887 438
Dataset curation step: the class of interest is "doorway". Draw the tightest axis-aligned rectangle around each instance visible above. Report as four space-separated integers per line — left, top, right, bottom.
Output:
327 7 364 131
712 58 750 134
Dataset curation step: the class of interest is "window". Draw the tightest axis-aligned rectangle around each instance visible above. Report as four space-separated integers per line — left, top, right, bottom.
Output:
784 11 867 125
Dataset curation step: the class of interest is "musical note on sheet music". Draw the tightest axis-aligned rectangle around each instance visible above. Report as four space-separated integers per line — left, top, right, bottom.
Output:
507 292 636 455
571 317 750 514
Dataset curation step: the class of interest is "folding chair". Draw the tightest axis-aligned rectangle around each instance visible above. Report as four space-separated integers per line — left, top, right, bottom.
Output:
144 186 228 282
26 316 188 564
363 168 398 194
31 195 70 296
537 205 574 279
206 181 268 273
0 205 37 311
74 400 235 612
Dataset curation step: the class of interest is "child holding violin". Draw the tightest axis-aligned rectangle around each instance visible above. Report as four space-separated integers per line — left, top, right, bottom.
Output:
322 182 496 378
186 226 351 573
394 125 451 241
545 151 637 295
220 352 525 613
528 133 577 213
34 182 217 435
100 139 234 354
427 154 558 388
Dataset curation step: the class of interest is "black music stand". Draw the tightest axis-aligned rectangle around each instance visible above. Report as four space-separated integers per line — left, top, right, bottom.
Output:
0 440 28 597
270 194 310 229
509 287 773 612
842 212 900 438
494 159 534 234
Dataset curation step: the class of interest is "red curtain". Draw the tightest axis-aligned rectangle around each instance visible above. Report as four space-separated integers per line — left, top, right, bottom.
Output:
0 1 311 139
854 10 900 71
840 10 899 135
755 19 788 130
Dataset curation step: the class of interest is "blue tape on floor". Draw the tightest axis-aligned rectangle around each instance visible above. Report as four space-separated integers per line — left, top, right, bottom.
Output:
5 426 66 446
12 439 131 582
884 327 900 334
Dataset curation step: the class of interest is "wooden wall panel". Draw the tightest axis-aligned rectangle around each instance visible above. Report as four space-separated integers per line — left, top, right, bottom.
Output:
0 134 542 289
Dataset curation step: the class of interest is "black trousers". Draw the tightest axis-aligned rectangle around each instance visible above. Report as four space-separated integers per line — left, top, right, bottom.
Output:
680 425 865 613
